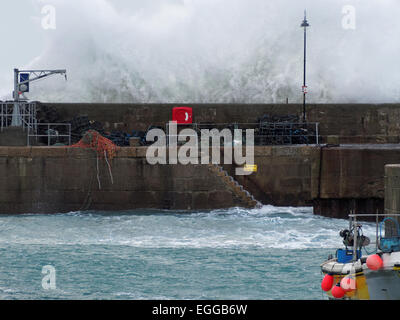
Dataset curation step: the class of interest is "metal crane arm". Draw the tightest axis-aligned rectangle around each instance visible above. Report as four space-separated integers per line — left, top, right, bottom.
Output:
17 69 67 86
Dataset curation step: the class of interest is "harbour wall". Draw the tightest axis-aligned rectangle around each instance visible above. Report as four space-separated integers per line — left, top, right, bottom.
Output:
384 165 400 229
0 147 245 213
1 144 399 217
313 145 400 218
42 103 400 144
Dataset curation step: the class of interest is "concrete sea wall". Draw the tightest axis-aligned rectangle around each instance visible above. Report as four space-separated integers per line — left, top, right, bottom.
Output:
42 102 400 143
3 103 400 216
384 165 400 231
313 145 400 218
0 146 256 214
2 144 399 217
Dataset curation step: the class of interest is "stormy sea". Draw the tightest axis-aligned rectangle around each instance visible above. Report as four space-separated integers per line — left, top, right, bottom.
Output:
0 205 376 300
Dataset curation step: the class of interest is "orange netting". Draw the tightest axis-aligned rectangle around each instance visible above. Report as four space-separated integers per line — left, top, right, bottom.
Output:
71 130 119 160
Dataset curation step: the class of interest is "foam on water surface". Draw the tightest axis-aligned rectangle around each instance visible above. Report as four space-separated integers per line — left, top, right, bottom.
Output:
0 206 377 299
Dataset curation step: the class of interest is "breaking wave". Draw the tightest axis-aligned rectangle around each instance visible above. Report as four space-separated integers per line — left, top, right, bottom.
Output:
4 0 400 103
0 206 376 249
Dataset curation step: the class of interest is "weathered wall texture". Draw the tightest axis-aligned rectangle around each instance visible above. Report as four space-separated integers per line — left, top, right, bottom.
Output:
0 145 319 214
1 144 400 217
224 146 320 207
0 147 247 214
41 103 400 143
384 165 400 232
313 145 400 218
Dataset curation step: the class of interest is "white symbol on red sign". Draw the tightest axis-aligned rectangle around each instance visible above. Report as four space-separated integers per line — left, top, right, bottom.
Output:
172 107 193 124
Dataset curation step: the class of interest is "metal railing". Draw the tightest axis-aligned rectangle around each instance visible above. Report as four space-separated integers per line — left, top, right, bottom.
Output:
348 213 400 261
0 102 71 146
0 101 37 132
256 122 320 145
27 123 71 146
165 122 320 146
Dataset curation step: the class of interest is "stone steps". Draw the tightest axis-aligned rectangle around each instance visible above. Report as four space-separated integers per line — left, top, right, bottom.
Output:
208 164 262 209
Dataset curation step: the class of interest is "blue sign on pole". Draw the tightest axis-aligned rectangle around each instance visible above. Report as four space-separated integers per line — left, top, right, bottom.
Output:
19 73 29 92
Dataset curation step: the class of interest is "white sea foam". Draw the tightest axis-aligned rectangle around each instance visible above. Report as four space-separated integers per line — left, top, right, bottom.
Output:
2 0 399 103
0 206 377 249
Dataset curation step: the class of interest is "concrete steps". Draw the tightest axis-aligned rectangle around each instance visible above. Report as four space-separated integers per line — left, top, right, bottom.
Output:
208 164 262 209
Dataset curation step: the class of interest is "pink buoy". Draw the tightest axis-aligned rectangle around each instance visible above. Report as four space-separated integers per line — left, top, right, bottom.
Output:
331 283 345 299
321 274 334 292
366 254 383 270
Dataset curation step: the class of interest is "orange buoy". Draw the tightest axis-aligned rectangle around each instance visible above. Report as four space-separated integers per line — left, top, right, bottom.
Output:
331 283 345 299
340 275 356 292
321 274 334 292
366 254 383 270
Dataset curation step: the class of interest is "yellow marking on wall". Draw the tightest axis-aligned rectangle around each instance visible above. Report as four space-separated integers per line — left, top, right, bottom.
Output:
244 164 257 172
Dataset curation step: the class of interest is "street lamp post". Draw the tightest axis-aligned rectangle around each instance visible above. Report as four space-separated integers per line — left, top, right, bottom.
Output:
301 10 310 123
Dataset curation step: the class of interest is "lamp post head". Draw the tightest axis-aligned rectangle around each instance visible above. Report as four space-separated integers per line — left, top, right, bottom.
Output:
301 11 310 28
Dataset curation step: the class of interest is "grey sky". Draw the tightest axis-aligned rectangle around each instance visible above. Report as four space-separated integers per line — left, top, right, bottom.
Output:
0 2 44 77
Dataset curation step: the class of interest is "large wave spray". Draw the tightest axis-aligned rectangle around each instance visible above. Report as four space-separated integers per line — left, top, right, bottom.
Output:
12 0 400 103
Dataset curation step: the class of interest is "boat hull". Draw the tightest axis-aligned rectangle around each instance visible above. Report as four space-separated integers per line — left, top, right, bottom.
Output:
363 268 400 300
321 253 400 300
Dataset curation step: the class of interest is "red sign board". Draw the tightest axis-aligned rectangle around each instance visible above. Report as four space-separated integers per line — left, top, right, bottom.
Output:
172 107 193 124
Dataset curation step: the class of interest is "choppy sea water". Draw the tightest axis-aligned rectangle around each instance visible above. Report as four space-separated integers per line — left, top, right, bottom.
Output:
0 206 376 300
